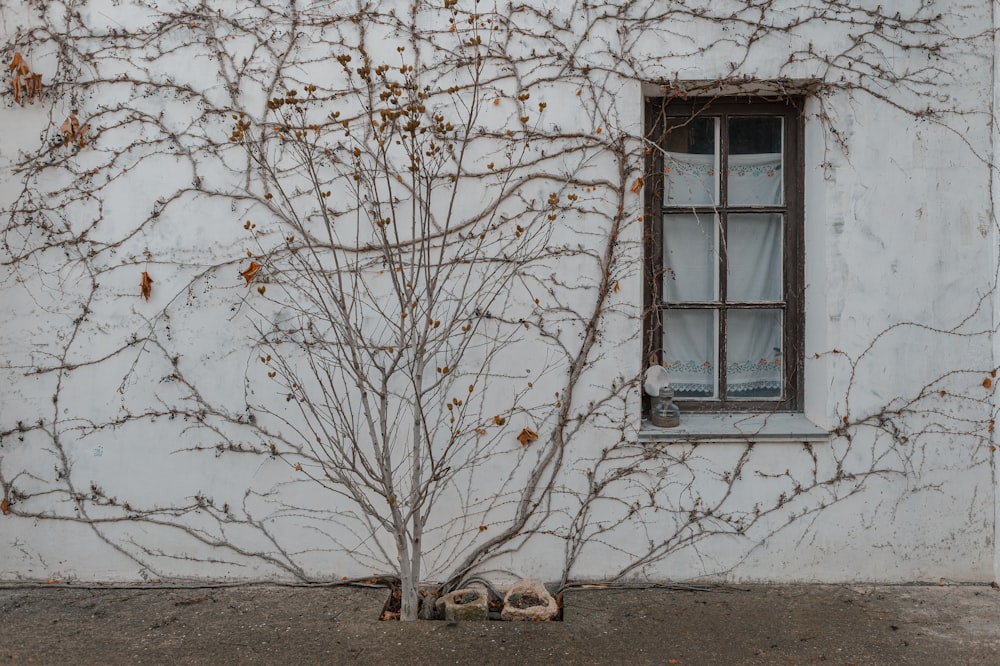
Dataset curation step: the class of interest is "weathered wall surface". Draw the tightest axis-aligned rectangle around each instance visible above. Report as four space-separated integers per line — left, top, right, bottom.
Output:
0 0 996 585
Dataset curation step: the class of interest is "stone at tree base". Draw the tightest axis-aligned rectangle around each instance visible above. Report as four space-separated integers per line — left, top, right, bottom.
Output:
435 587 489 621
501 579 559 621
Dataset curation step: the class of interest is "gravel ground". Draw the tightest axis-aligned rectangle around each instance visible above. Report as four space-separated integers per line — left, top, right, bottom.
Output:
1 583 998 664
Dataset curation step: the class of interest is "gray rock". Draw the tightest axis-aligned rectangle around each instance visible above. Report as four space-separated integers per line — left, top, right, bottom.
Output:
501 578 559 621
435 587 489 621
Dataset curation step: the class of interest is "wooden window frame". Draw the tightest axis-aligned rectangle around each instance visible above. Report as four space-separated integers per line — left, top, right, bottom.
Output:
643 96 805 413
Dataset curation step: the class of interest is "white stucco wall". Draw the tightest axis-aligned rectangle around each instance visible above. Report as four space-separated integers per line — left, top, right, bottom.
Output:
0 0 996 584
992 0 1000 584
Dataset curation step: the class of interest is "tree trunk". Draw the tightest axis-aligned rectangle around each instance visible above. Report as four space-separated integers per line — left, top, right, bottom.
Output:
397 551 420 621
393 518 420 621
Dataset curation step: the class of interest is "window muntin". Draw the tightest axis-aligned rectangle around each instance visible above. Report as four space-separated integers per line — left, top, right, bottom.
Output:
645 98 803 412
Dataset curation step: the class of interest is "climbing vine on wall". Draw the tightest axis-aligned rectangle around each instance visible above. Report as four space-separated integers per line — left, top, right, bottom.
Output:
0 0 996 619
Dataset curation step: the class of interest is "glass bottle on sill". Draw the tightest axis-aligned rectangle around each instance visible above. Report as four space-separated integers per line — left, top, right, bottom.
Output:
651 385 681 428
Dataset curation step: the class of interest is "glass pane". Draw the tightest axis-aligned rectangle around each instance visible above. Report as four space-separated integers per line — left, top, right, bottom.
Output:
728 116 783 206
662 213 718 302
663 116 718 206
726 309 782 399
663 309 717 399
727 214 783 301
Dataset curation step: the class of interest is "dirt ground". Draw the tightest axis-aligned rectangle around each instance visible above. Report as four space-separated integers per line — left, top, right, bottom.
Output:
1 583 998 664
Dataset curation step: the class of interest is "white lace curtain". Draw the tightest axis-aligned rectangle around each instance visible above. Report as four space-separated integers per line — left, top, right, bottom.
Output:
661 151 783 397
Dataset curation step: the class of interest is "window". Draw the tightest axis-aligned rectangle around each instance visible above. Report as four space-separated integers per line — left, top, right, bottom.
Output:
644 97 804 413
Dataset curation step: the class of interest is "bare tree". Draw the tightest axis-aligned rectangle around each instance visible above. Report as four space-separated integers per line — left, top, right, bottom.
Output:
227 29 583 618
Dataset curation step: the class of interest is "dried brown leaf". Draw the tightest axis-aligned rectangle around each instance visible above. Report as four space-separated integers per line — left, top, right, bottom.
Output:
9 53 34 105
60 111 87 147
60 115 75 139
240 261 261 286
24 72 41 103
140 271 153 301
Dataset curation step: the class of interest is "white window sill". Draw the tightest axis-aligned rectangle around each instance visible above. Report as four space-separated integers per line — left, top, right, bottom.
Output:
639 412 830 444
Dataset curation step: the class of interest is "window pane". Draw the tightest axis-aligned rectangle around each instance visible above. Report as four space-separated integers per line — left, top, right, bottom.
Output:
663 309 717 398
727 214 783 301
727 116 783 206
663 116 718 206
662 213 718 302
726 309 782 399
